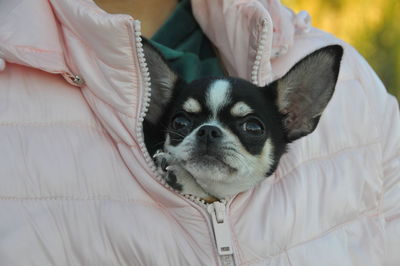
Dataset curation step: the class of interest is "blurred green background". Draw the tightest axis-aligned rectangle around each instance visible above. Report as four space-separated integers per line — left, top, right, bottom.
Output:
283 0 400 100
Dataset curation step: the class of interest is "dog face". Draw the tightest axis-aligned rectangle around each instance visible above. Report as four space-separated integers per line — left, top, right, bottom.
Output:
162 77 286 198
143 40 343 199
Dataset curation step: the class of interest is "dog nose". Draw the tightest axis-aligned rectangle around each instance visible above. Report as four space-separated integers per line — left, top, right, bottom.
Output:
196 125 222 144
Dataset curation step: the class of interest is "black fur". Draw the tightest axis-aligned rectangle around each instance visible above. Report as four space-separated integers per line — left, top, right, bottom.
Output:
166 172 183 192
143 41 343 196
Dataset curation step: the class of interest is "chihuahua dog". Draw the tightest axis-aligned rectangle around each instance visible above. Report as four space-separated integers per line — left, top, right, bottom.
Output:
143 39 343 201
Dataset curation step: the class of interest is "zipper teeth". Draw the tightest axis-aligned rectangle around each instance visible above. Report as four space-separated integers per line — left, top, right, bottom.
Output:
251 18 269 86
133 20 208 208
132 21 232 261
133 20 233 265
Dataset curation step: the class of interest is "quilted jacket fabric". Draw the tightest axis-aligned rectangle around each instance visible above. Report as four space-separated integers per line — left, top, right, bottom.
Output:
0 0 399 265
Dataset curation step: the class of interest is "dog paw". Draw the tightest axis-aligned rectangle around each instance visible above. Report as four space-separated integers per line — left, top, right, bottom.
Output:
165 171 183 192
152 150 184 192
166 165 211 199
153 150 173 172
152 150 212 199
165 165 191 193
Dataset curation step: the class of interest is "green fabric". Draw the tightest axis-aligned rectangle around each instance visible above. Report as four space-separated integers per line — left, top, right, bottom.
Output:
150 0 224 82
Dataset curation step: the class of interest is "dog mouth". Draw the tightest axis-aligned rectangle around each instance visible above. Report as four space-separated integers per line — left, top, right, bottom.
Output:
186 151 237 174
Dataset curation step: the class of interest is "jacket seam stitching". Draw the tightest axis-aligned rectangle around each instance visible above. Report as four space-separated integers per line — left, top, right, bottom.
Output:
0 120 107 134
13 45 63 55
382 152 400 165
275 140 380 183
0 196 161 208
386 213 400 223
286 211 380 252
240 212 379 264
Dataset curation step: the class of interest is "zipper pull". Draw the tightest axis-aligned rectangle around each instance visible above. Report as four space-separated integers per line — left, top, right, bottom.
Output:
207 201 233 256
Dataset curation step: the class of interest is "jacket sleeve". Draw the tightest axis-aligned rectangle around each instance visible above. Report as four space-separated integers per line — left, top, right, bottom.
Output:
380 92 400 266
350 47 400 265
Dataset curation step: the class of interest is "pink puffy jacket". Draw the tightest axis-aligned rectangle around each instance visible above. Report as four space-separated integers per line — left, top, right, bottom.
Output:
1 0 399 265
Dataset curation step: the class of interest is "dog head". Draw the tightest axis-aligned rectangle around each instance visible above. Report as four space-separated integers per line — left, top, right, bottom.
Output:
143 40 343 199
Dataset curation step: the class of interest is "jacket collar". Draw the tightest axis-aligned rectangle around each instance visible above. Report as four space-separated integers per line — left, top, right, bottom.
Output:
0 0 312 81
0 0 70 75
0 0 135 78
191 0 311 85
0 0 145 115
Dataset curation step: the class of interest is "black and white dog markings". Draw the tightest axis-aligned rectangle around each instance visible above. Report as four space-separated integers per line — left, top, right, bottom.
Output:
143 39 343 201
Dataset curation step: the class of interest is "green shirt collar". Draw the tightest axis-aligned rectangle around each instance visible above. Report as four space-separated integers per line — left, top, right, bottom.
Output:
150 0 224 82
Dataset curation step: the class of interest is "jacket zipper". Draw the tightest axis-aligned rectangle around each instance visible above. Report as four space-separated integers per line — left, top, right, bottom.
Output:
251 17 272 86
132 19 209 206
133 19 241 266
207 201 236 266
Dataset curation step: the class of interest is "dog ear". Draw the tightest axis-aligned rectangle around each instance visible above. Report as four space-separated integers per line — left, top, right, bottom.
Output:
273 45 343 142
142 38 178 124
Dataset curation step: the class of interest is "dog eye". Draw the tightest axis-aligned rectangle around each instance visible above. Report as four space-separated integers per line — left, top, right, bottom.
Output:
242 119 264 135
172 115 192 130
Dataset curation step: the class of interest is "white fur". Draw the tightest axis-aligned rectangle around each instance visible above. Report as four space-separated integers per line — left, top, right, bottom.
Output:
230 101 254 117
165 79 274 198
206 80 231 118
165 165 210 199
183 98 202 113
165 119 275 199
